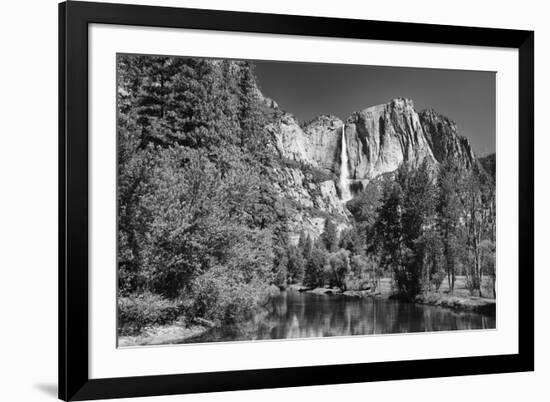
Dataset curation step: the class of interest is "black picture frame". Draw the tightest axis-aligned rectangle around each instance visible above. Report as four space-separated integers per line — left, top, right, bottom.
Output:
59 1 534 400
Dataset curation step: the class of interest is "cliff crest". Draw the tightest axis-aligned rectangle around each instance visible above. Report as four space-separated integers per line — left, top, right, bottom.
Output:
265 95 484 241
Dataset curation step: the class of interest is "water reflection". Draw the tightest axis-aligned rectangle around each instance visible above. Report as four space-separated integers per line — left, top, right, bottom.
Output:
184 290 496 344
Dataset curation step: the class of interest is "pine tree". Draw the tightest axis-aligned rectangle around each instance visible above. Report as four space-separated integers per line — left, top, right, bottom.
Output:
287 245 305 284
339 227 361 254
302 234 313 260
304 244 327 288
399 160 438 295
321 219 339 252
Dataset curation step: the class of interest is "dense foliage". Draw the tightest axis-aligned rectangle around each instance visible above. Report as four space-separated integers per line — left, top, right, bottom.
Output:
370 159 496 299
117 56 284 334
298 158 495 300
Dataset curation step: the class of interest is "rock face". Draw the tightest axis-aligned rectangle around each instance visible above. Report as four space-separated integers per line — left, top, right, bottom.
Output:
419 108 476 169
268 113 315 165
303 115 343 171
345 98 436 179
267 113 343 170
478 153 496 179
269 98 476 181
272 166 346 216
271 162 349 243
265 96 482 241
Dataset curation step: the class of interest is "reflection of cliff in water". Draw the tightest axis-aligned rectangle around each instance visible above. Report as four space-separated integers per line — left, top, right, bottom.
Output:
184 290 495 344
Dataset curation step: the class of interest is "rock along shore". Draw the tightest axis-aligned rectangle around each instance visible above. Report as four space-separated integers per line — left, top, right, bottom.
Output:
285 282 495 316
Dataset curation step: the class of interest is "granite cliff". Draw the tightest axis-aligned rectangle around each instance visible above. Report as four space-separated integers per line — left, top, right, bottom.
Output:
268 98 476 179
263 94 483 241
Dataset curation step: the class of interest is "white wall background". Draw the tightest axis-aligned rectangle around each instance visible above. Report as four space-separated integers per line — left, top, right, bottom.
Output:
0 0 545 401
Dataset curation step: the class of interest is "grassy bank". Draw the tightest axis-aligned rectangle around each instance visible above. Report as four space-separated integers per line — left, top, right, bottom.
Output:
414 293 495 316
118 318 215 347
414 276 496 316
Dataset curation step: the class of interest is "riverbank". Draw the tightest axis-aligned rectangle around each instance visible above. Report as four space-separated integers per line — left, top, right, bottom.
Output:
118 318 214 347
417 276 496 316
287 276 495 316
120 277 495 346
414 293 495 316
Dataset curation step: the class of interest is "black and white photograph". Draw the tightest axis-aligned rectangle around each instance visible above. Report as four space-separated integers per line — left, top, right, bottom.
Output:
0 0 544 400
116 54 497 347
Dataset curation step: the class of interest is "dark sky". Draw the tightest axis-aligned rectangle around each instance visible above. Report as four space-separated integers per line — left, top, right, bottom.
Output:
253 60 496 155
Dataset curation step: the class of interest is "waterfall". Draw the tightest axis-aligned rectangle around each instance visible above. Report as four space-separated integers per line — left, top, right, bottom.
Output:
340 123 352 201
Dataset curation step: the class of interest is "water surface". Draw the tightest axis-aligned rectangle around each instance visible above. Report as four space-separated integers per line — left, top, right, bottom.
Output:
184 290 495 343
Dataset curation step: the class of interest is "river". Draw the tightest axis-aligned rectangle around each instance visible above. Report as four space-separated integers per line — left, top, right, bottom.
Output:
183 290 495 344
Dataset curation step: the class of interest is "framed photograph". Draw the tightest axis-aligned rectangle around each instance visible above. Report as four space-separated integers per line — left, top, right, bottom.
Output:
59 1 534 400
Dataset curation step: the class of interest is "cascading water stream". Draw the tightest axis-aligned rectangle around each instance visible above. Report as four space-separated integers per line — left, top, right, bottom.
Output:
340 123 352 201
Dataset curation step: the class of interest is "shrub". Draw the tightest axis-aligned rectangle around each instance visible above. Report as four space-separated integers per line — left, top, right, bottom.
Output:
327 249 351 290
190 266 271 324
344 273 373 292
345 254 374 291
350 254 369 274
118 292 184 336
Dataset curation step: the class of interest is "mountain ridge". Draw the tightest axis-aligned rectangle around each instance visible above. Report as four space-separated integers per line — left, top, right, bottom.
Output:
267 96 480 178
263 92 491 241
